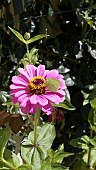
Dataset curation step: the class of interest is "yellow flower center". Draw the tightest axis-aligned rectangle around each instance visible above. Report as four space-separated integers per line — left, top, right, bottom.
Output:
28 76 46 95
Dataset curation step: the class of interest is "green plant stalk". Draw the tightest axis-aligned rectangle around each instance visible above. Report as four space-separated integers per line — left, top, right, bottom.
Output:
34 108 40 146
26 43 29 54
87 128 93 168
24 42 30 68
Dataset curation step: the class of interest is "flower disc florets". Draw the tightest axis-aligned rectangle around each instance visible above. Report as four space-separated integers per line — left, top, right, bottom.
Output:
10 65 66 115
28 76 46 95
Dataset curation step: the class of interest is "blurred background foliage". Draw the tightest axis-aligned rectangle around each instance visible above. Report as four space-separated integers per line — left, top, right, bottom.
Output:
0 0 96 168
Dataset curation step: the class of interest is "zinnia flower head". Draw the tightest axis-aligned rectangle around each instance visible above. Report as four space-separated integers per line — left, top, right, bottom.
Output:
10 65 66 115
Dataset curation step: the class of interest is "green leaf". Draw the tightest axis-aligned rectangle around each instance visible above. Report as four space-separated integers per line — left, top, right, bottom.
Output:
83 148 96 169
35 123 56 148
0 127 11 158
8 27 26 44
48 144 73 165
28 48 39 65
21 141 34 163
51 164 69 170
86 19 93 27
21 123 56 165
17 164 32 170
0 160 10 170
53 146 73 164
8 28 47 45
90 98 96 111
41 144 72 170
70 160 89 170
27 34 47 44
88 109 96 131
41 157 69 170
70 135 90 150
46 78 61 92
31 148 41 170
52 100 75 110
22 48 39 66
86 19 96 30
83 99 89 106
41 157 51 170
0 159 16 170
2 102 13 107
90 136 96 147
3 149 20 168
0 91 9 102
88 89 96 101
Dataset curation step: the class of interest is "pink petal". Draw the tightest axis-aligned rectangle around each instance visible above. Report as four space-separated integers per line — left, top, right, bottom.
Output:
55 90 66 102
41 102 52 115
60 96 65 102
10 89 18 95
20 97 29 107
21 107 29 114
43 70 49 78
30 95 38 104
38 95 48 106
56 89 65 96
44 93 61 104
21 100 32 114
56 74 64 79
10 89 27 98
15 90 27 98
30 94 49 106
58 79 66 89
37 65 45 76
19 74 29 83
46 70 58 78
26 65 36 78
12 96 18 104
10 84 26 90
18 68 30 80
12 76 28 86
30 104 39 114
18 94 29 102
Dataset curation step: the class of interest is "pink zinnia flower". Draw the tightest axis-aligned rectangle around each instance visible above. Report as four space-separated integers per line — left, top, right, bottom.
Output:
10 65 66 115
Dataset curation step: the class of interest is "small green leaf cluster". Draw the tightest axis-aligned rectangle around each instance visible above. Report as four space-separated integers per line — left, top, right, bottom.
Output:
22 48 39 67
8 27 47 45
41 144 73 170
8 27 47 68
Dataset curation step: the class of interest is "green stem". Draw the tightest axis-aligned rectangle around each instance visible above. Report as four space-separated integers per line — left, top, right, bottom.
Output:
34 108 40 146
26 43 29 54
23 43 29 68
34 113 38 146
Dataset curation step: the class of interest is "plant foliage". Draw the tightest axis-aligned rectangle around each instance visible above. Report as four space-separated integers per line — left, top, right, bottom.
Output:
0 0 96 169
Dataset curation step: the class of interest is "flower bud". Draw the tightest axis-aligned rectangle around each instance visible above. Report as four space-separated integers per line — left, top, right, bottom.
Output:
24 32 31 40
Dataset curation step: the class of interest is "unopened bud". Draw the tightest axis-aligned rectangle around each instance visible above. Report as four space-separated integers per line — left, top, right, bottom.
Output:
24 32 31 40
